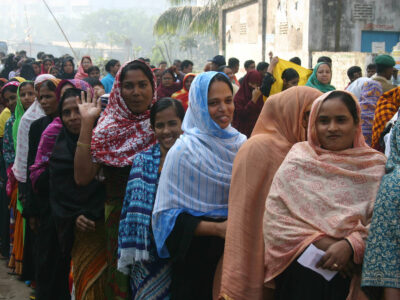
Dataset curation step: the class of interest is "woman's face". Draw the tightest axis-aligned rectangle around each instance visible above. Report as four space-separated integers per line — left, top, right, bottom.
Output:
82 58 92 72
33 64 41 75
50 67 59 77
184 75 195 91
207 80 234 129
19 84 36 110
316 64 332 85
88 69 100 80
316 97 358 151
3 90 17 113
39 85 58 116
121 69 153 114
63 61 74 74
223 67 235 82
61 96 81 135
44 60 53 72
153 106 183 153
161 72 174 87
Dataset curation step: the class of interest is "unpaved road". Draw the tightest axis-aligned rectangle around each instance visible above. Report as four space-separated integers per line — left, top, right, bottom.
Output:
0 259 31 299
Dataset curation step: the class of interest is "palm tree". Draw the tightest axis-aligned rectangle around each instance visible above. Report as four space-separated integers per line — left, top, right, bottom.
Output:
154 0 229 38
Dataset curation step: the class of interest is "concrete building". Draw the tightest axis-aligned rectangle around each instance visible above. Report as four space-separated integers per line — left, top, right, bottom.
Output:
219 0 400 69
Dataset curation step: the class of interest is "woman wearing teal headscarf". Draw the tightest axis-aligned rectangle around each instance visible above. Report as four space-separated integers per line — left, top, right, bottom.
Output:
306 62 336 92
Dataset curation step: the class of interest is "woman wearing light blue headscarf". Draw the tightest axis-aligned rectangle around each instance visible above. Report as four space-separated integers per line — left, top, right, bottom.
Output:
152 71 246 299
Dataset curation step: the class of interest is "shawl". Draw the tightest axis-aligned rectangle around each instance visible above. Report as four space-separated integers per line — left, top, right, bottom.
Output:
156 83 181 100
346 77 373 99
11 75 54 182
74 56 91 80
232 70 264 137
306 62 336 93
118 143 161 274
262 91 386 286
12 82 34 151
171 73 196 111
359 81 383 146
91 60 157 167
152 71 247 258
371 87 400 151
220 86 323 300
58 57 76 80
29 79 92 188
49 95 105 255
361 117 400 297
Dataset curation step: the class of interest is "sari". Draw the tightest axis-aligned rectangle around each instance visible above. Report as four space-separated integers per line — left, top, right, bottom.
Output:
306 62 336 92
371 87 400 151
91 60 157 300
219 86 322 300
361 117 400 299
262 91 386 299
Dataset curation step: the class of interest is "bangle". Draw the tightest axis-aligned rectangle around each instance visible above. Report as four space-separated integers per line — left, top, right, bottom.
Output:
77 141 91 149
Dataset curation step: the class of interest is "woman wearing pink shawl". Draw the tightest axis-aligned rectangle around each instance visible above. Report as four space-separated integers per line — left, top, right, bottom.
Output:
263 90 386 299
74 56 93 80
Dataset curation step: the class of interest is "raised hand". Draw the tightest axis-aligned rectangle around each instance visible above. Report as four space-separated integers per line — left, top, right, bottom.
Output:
76 90 101 123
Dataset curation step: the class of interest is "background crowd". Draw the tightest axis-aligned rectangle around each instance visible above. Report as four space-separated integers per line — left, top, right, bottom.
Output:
0 49 399 300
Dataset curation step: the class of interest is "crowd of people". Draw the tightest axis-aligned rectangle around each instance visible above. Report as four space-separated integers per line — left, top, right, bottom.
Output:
0 48 399 300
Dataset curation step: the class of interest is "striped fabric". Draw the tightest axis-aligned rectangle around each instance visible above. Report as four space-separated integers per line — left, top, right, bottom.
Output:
152 72 247 258
371 87 400 151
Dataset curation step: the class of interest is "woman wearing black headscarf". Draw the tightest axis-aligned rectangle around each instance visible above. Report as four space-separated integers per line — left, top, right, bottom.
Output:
58 57 76 80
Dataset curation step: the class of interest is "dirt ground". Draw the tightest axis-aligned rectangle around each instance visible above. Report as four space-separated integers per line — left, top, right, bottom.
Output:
0 259 31 299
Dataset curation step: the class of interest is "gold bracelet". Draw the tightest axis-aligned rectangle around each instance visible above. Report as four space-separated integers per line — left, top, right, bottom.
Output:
77 141 91 149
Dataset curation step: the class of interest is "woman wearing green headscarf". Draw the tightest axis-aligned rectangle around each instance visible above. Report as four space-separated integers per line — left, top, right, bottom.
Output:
306 62 336 92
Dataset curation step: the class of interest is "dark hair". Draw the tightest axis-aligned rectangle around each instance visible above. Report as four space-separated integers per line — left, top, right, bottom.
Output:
150 97 185 128
317 56 332 64
159 61 167 65
367 63 376 70
1 84 18 99
244 60 255 69
105 59 120 73
347 66 362 80
83 77 104 88
228 57 239 69
120 60 155 92
173 59 181 65
43 58 53 64
19 81 35 91
282 68 299 81
40 80 57 92
87 66 100 74
181 60 193 70
208 72 233 94
323 91 359 124
162 69 175 79
20 63 36 80
37 51 45 59
376 64 392 74
289 57 301 65
217 65 229 72
256 62 269 72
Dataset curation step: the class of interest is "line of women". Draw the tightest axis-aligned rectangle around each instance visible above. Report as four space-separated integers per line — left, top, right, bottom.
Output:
0 58 398 300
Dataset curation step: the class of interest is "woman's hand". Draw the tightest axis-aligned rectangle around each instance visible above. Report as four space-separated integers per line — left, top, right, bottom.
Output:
251 87 262 103
316 239 353 272
75 215 96 232
76 90 101 124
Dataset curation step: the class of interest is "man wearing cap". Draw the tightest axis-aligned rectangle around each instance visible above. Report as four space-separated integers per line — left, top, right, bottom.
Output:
210 55 226 71
372 54 397 92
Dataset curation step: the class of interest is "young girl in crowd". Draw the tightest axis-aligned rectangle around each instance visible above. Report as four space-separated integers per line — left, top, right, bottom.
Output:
152 72 247 300
220 86 322 300
75 60 157 300
118 97 185 299
262 91 386 299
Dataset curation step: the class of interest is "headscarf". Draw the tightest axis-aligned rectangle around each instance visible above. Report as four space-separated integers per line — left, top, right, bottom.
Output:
262 91 386 291
232 70 264 137
1 81 21 93
40 58 54 74
152 71 247 258
91 60 157 167
306 62 336 92
29 79 91 189
49 89 105 255
156 69 181 100
220 86 322 300
171 73 196 110
74 56 92 80
11 74 54 182
58 57 76 80
361 118 400 298
359 81 383 146
346 77 373 99
371 87 400 151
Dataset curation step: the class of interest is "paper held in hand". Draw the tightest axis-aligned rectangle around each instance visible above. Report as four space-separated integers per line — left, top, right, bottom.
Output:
297 244 338 281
